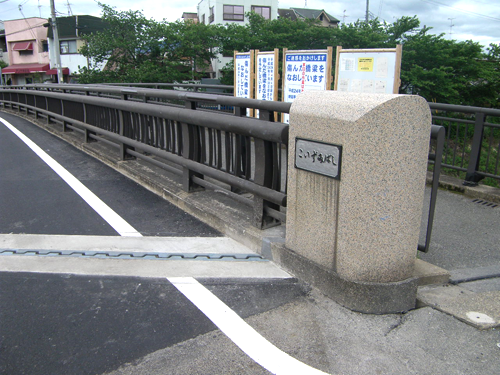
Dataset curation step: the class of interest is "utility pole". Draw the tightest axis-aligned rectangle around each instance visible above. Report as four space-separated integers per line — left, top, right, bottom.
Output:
342 10 348 24
365 0 370 23
50 0 64 83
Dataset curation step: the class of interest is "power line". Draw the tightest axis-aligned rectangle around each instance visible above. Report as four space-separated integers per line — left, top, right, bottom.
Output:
378 0 384 18
421 0 500 22
2 22 46 37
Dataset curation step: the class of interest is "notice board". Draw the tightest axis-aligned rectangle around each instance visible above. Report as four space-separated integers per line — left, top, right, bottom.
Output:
334 45 402 94
282 47 333 123
234 50 255 116
255 49 279 119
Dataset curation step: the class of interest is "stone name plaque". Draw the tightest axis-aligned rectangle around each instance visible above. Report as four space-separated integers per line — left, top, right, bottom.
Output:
295 138 342 179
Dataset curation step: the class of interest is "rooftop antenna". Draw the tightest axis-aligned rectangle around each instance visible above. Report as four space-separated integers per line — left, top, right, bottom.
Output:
66 0 73 16
342 10 348 23
38 0 42 17
448 18 455 38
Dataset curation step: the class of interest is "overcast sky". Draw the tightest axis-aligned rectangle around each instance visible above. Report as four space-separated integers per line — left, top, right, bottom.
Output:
1 0 499 47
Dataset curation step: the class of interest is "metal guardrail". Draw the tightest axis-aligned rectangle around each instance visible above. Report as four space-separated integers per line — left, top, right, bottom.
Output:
18 83 499 186
429 103 500 186
0 85 289 229
0 84 445 249
420 125 445 253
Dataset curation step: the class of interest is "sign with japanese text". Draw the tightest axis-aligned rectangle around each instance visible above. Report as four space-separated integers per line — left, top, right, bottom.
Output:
334 46 402 95
295 138 342 179
255 49 278 119
282 48 333 123
234 50 254 117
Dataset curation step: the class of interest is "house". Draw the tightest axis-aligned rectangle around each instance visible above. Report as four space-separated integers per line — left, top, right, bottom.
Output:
278 7 340 27
1 18 50 85
0 25 8 66
197 0 278 25
1 15 107 85
47 15 108 83
182 12 199 23
196 0 279 79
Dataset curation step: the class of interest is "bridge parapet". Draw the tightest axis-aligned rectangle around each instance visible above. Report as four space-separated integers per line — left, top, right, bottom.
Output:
281 91 431 313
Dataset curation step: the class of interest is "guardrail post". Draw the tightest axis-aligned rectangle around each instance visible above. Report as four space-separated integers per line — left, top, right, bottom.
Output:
61 99 71 132
118 110 135 160
82 103 96 143
418 125 445 253
464 112 486 186
181 100 204 192
44 97 50 124
253 109 281 229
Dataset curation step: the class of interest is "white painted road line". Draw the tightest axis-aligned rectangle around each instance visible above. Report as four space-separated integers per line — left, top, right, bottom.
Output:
0 117 142 237
169 277 330 375
2 115 328 374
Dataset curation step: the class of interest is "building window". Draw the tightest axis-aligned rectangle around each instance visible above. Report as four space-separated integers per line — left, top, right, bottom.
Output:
223 5 244 21
19 50 33 56
202 14 205 24
251 6 271 19
209 7 214 23
60 40 77 54
42 41 49 52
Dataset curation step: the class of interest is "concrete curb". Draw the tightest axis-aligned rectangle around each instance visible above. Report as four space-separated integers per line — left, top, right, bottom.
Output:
426 171 500 204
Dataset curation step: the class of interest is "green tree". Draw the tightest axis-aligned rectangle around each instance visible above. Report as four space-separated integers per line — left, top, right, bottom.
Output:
400 28 494 106
78 3 220 83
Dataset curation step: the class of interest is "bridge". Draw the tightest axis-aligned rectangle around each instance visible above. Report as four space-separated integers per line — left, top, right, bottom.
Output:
1 84 499 374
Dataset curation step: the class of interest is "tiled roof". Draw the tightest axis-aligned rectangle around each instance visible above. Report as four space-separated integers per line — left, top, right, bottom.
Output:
289 8 340 23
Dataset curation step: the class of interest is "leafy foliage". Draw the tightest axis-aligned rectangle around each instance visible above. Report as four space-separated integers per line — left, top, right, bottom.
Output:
79 6 500 108
78 3 219 83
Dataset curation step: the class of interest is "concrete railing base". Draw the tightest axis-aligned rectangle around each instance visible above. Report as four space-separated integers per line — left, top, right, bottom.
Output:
271 242 418 314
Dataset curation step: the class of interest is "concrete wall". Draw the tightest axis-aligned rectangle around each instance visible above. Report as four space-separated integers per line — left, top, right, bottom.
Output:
4 18 49 65
48 38 88 75
198 0 278 26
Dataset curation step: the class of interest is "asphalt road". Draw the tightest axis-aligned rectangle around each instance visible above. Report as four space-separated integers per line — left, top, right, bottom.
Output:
0 111 220 237
0 113 306 375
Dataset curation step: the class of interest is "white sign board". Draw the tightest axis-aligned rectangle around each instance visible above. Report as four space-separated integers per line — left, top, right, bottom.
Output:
255 49 278 119
283 49 331 123
256 52 276 102
335 46 402 94
235 53 252 99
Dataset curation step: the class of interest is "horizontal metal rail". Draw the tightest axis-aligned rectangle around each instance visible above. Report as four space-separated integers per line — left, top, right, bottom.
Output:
0 87 288 228
429 102 500 185
12 85 499 186
0 89 289 143
100 82 235 93
10 83 291 114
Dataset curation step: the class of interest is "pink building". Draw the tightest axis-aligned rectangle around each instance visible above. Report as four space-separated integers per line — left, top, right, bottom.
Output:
2 18 52 85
